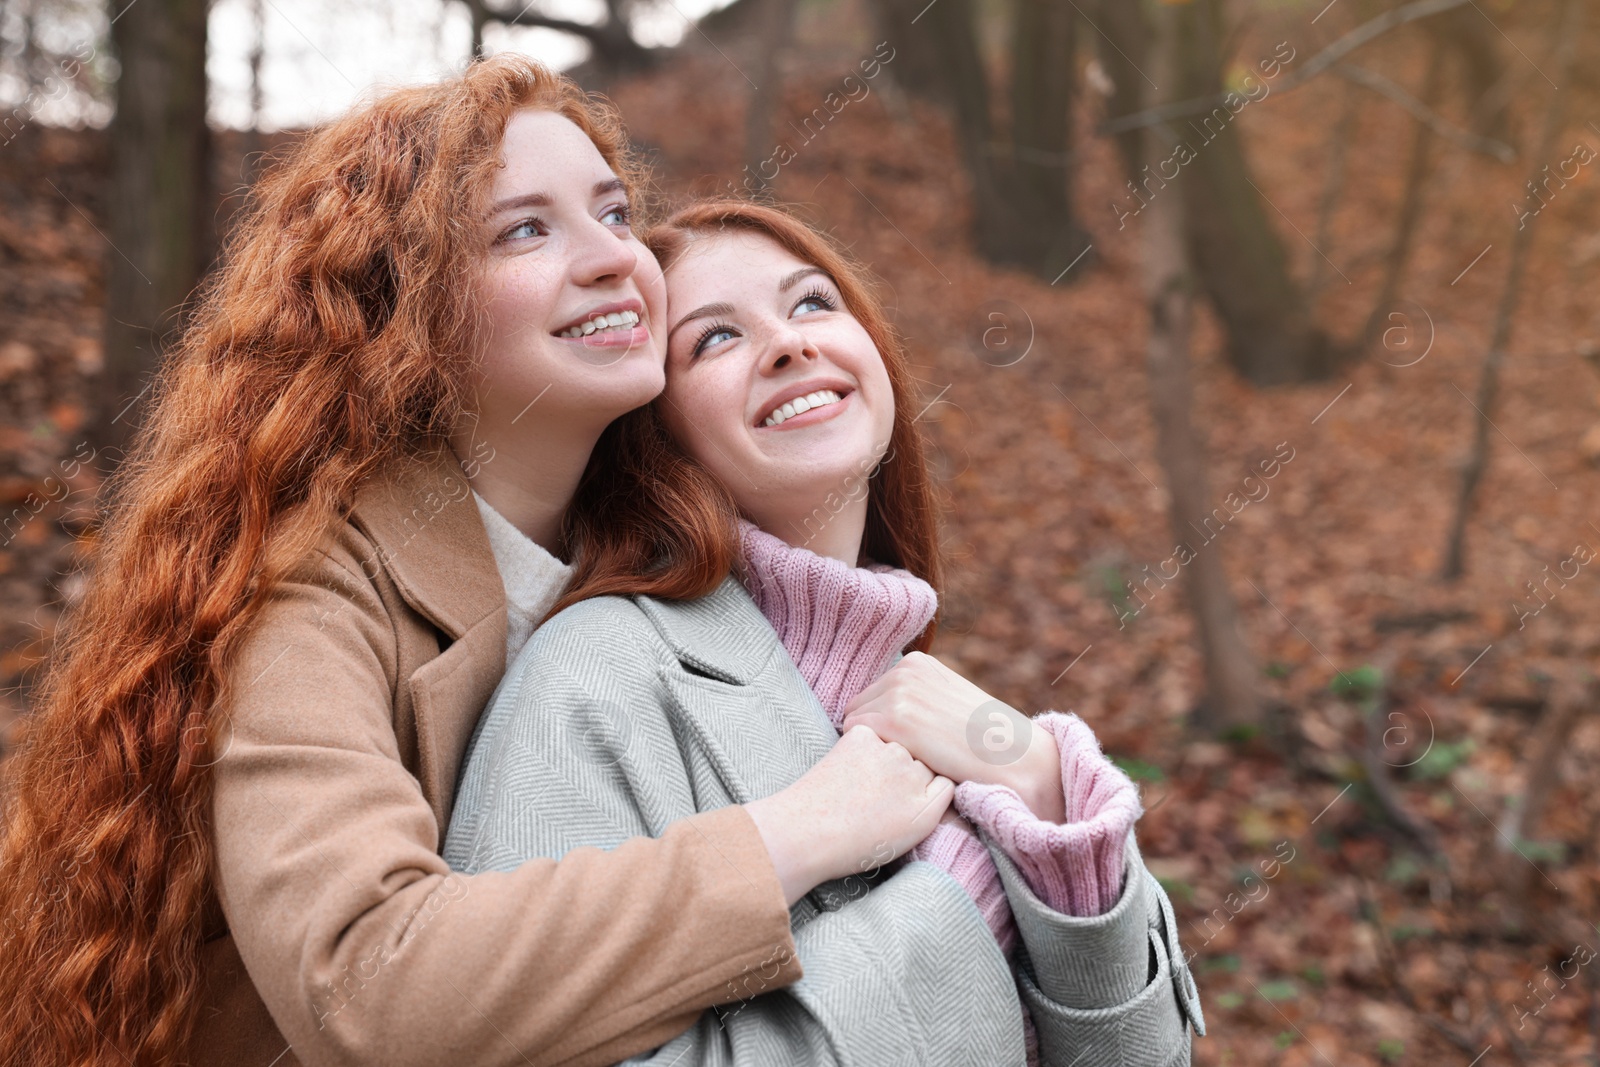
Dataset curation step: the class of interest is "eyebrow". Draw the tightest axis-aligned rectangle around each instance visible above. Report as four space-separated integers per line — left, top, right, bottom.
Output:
779 266 830 291
489 177 627 216
668 302 735 341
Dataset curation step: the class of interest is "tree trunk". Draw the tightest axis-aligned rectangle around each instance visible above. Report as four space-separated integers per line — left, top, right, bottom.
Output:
593 0 653 80
1006 0 1091 276
1307 79 1359 306
1092 0 1147 179
1441 0 1582 580
1434 4 1509 141
99 0 211 456
466 0 490 58
742 0 798 186
1138 6 1261 735
864 0 953 102
867 0 1088 280
1174 0 1336 386
874 0 1005 226
242 0 265 184
478 0 654 86
1096 0 1335 385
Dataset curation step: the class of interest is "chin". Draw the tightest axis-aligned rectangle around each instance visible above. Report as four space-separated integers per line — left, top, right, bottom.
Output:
766 428 885 469
769 457 875 502
598 363 667 416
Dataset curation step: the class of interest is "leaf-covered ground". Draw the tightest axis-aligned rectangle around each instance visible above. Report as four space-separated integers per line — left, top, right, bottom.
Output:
4 2 1599 1063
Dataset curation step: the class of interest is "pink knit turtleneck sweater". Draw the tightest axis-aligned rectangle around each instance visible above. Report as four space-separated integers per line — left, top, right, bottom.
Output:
736 520 1143 1064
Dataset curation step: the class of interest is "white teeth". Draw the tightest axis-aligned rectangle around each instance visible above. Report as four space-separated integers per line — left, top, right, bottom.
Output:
561 309 640 338
761 389 843 427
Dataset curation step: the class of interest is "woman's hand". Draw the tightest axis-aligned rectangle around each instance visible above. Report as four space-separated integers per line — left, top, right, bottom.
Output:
744 724 954 907
840 652 1066 824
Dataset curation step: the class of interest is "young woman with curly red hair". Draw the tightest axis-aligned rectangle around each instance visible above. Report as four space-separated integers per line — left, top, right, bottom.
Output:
0 58 946 1067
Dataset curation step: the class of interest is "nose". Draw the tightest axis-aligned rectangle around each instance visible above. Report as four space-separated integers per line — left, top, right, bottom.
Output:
761 319 819 374
569 217 637 287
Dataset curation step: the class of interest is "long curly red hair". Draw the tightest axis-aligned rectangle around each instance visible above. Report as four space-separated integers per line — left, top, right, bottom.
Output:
0 56 652 1067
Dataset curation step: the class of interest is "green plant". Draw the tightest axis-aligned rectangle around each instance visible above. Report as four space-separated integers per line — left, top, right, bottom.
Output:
1157 877 1195 905
1408 738 1473 780
1111 755 1165 782
1385 853 1425 885
1330 665 1384 699
1514 839 1568 864
1257 979 1298 1001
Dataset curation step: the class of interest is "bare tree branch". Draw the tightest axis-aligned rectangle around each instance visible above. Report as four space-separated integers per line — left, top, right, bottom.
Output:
1335 62 1515 162
1442 0 1583 579
475 0 658 74
1099 0 1470 135
481 5 608 44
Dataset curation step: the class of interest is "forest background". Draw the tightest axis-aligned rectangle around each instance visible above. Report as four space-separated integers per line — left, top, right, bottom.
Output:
3 0 1599 1062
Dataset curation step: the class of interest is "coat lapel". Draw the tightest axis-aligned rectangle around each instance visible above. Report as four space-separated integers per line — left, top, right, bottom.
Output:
347 447 505 641
348 447 508 831
637 578 838 805
638 578 882 918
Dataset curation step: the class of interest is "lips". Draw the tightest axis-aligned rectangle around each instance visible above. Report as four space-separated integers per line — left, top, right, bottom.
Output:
755 379 855 428
552 298 645 339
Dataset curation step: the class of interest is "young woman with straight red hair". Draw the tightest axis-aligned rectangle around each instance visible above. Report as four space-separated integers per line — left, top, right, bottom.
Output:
444 200 1206 1065
0 62 946 1067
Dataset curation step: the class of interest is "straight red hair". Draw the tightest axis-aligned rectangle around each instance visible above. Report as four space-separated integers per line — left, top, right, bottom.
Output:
558 198 944 652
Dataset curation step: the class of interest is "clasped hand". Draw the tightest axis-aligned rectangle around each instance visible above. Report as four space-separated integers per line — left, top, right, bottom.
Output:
839 651 1066 824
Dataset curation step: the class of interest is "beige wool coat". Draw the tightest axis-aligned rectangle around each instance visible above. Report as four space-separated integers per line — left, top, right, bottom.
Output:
189 446 803 1067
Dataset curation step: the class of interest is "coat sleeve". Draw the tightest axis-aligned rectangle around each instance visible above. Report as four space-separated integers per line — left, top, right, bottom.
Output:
980 830 1205 1067
444 601 1028 1067
210 526 802 1067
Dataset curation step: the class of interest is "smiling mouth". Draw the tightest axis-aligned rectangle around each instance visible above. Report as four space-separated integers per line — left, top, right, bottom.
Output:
761 389 846 428
556 309 642 339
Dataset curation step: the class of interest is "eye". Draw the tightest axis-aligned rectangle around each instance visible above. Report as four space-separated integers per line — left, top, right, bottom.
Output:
793 286 837 316
600 202 632 228
692 321 738 357
497 217 546 244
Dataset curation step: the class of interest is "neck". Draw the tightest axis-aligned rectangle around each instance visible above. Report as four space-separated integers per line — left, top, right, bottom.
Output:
450 413 603 558
752 494 868 566
735 518 937 727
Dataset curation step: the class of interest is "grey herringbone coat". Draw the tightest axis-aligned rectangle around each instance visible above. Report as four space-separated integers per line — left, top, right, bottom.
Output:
444 576 1204 1067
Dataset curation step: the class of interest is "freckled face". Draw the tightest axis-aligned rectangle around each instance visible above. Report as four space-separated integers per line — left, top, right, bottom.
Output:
471 109 668 437
657 231 894 516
